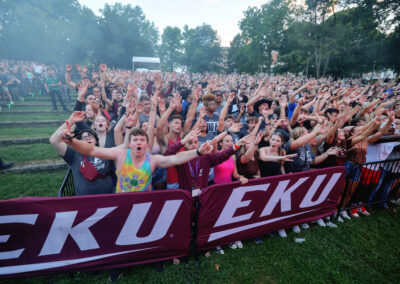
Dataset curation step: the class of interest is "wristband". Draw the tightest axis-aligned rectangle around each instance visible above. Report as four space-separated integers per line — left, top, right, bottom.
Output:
196 148 202 156
234 144 240 150
226 129 232 135
125 126 133 129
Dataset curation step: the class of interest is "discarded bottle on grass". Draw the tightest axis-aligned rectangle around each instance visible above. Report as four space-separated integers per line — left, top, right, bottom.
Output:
294 238 306 243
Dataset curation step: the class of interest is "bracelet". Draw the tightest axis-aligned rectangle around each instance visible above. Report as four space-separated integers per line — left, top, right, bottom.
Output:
125 126 133 129
226 129 232 135
196 148 202 156
234 144 240 150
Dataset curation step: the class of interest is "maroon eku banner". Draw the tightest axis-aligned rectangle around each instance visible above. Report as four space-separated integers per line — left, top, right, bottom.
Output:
197 166 346 250
0 166 345 278
0 190 192 278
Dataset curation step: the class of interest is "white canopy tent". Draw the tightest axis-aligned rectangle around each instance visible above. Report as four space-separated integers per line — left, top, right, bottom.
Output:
132 57 160 71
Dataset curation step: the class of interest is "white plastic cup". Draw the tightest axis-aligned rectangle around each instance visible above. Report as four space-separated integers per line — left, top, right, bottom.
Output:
294 238 306 243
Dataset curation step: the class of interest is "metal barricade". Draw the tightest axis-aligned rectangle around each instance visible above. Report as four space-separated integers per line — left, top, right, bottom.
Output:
339 158 400 211
58 168 76 197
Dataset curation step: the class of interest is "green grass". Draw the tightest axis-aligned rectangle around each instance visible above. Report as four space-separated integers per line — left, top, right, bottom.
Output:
0 91 399 283
0 144 60 163
0 113 69 121
0 207 398 283
0 169 66 199
0 126 58 138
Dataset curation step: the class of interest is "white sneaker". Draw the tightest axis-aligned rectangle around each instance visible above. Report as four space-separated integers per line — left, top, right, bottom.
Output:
235 240 243 249
390 199 400 206
10 101 14 105
278 229 287 238
292 225 301 233
229 242 237 249
215 246 224 254
326 221 338 228
301 223 310 229
316 219 326 227
337 216 344 223
340 210 351 220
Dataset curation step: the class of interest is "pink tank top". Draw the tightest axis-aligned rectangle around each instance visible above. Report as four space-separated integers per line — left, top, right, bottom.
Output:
214 156 234 184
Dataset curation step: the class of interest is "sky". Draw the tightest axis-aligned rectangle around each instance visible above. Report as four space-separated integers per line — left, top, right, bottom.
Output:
78 0 265 47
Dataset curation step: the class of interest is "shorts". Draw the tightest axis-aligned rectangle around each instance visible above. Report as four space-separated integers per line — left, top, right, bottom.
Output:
166 183 179 190
344 161 361 181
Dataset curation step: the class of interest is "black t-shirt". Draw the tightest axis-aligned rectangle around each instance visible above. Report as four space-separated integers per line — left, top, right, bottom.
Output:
63 147 115 195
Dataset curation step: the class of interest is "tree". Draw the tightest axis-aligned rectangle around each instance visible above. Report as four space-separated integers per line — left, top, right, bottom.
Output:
159 26 183 72
238 0 291 73
181 24 222 73
98 3 159 69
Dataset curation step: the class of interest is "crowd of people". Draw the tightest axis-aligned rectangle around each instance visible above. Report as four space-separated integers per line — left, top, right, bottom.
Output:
2 59 400 280
51 63 400 227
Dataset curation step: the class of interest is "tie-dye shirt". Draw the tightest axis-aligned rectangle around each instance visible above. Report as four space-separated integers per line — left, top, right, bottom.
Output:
116 150 152 193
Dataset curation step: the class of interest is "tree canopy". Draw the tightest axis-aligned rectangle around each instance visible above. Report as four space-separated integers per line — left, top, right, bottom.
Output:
0 0 398 76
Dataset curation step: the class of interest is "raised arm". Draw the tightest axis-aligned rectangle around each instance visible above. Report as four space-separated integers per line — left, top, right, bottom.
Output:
66 136 120 161
152 141 213 169
218 92 235 133
183 88 201 132
367 113 395 144
50 112 86 156
147 95 158 151
65 65 77 89
259 147 297 162
289 124 321 151
290 97 305 127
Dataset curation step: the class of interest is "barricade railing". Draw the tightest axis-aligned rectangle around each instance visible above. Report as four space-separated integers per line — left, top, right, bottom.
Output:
339 158 400 212
58 167 76 197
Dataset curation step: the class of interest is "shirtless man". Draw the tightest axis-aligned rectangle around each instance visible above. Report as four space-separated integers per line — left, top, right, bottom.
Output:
61 126 212 192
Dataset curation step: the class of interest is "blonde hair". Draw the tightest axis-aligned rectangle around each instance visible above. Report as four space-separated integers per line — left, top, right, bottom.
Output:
292 127 307 140
93 114 110 132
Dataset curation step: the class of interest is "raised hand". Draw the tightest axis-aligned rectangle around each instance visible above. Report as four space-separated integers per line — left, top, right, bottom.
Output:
127 97 136 115
181 128 201 144
227 92 235 103
198 141 213 155
125 114 136 127
75 64 82 72
254 130 264 145
151 94 158 107
77 80 89 100
60 128 75 144
127 83 137 97
282 153 298 162
66 65 72 72
158 99 166 113
99 64 107 72
237 134 255 147
68 111 85 124
228 123 243 133
83 65 88 73
326 147 340 156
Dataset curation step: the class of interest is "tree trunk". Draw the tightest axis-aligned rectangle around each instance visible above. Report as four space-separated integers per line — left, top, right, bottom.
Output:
322 53 330 76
